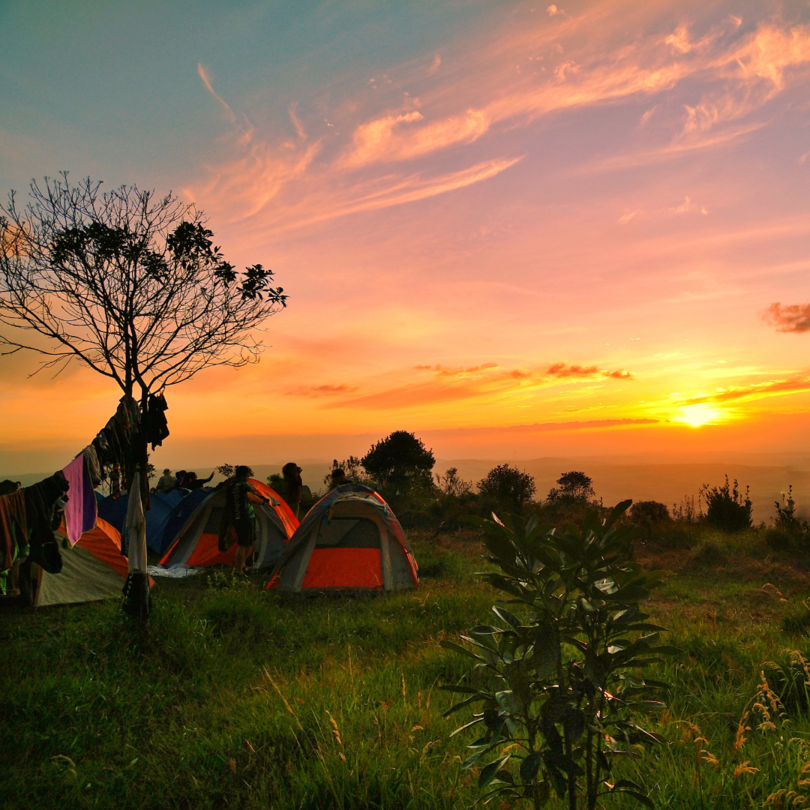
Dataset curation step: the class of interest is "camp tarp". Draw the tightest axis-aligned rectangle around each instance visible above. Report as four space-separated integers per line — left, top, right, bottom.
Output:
267 484 418 593
34 518 153 607
158 480 297 572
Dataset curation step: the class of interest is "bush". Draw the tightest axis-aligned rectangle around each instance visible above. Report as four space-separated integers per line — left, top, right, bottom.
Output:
764 527 795 551
477 464 535 512
629 500 671 542
700 476 752 533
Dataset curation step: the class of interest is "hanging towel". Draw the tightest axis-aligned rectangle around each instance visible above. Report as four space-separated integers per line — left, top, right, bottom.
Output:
62 454 98 545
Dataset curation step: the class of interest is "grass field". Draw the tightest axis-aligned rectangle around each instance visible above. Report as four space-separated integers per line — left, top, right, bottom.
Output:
2 527 810 809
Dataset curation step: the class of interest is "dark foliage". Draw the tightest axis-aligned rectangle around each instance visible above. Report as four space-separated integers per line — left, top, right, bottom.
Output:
700 476 752 533
361 431 435 491
546 471 595 503
477 463 536 511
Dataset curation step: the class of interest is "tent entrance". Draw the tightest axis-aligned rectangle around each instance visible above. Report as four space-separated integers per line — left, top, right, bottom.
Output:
316 517 381 549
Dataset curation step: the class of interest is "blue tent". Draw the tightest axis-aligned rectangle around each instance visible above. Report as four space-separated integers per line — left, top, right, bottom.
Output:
155 489 212 554
98 489 193 554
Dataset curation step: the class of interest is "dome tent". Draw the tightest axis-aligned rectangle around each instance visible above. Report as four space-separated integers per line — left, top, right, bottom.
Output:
267 484 418 593
158 480 297 572
98 489 185 555
33 518 145 607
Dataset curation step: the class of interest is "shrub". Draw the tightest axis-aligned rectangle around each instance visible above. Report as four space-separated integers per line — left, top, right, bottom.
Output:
323 456 374 488
629 501 671 542
700 476 752 532
477 464 536 512
672 494 701 523
443 503 672 809
546 471 595 503
436 467 473 498
764 527 795 551
267 473 286 495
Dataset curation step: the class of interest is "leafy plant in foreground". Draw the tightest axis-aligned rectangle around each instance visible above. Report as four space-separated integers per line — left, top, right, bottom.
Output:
442 501 673 809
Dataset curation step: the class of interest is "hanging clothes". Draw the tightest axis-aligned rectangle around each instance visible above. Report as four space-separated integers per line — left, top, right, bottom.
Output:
143 393 170 450
82 444 103 488
122 471 150 622
0 491 26 573
23 471 69 574
62 454 98 545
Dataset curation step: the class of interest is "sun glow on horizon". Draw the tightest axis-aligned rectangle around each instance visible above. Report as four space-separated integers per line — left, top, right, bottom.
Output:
675 404 726 428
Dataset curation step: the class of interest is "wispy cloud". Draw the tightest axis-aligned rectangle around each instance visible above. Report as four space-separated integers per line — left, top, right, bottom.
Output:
684 376 810 405
197 63 235 121
340 109 489 168
233 156 523 232
546 362 633 380
308 360 634 411
434 417 659 436
671 195 708 215
192 10 810 233
765 303 810 334
285 384 359 397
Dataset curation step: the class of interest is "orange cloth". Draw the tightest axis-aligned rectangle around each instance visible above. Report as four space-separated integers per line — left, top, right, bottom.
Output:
0 491 26 572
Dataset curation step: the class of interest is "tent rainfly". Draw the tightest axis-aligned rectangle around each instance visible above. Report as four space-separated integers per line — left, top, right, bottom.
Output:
267 484 418 593
159 480 297 572
33 518 145 607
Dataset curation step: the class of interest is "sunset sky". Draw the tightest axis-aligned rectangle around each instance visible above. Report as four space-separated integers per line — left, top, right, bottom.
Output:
1 0 810 474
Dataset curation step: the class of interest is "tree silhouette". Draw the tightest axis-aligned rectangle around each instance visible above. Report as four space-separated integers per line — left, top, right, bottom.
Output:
477 463 536 510
0 174 288 484
546 470 595 502
361 431 435 490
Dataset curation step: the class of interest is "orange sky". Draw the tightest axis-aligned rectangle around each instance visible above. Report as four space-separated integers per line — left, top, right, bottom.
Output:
1 0 810 473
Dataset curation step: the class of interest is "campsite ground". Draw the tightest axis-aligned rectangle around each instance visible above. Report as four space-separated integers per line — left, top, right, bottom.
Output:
2 528 810 809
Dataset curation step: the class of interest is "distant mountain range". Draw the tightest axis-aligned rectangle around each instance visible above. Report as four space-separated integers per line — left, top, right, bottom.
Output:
6 454 809 523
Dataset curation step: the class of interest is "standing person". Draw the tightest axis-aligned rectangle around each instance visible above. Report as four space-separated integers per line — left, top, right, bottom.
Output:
156 469 176 493
282 462 303 517
224 466 268 575
185 471 215 490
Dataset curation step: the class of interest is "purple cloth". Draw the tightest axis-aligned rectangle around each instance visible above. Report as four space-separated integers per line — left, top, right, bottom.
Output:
62 455 98 545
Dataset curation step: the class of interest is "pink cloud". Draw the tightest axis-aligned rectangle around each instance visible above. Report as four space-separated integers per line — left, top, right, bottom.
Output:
197 63 235 122
765 303 810 334
341 109 489 168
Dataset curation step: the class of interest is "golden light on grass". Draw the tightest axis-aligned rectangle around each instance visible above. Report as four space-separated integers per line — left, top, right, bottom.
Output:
676 403 725 428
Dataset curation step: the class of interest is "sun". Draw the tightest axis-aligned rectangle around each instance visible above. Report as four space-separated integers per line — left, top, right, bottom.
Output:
676 403 724 428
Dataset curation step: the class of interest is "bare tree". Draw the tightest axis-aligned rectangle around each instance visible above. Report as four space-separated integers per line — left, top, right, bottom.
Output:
0 173 288 480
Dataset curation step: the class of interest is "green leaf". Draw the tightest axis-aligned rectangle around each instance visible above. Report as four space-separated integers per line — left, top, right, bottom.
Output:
519 751 542 782
470 625 502 635
479 754 511 787
492 606 521 628
440 640 484 661
533 621 560 678
484 529 516 563
443 694 484 718
561 707 585 743
603 499 632 529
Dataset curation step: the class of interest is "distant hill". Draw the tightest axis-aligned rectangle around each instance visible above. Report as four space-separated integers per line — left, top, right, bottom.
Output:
5 456 809 523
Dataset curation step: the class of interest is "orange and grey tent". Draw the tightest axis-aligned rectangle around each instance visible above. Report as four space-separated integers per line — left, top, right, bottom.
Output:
34 518 140 607
267 484 418 593
159 480 298 572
